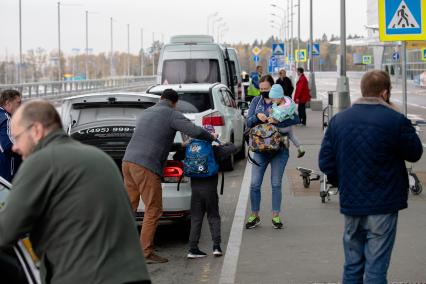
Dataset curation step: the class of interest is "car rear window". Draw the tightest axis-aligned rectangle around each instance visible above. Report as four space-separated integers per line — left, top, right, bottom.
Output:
149 91 212 113
162 59 220 84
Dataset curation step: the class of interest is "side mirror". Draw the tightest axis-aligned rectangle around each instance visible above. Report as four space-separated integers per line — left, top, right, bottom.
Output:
233 75 238 85
237 101 249 116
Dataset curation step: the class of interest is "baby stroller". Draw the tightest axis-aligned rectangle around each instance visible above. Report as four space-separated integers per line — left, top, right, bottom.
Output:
296 92 338 203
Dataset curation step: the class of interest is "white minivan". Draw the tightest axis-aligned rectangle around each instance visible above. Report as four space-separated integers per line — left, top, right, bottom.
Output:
157 35 240 97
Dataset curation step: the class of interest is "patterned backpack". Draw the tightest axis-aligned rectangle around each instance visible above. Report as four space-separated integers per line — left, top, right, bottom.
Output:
248 123 282 153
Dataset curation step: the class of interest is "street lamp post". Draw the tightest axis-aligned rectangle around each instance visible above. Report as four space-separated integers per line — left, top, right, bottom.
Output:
334 0 351 112
271 13 284 39
57 2 62 81
271 4 286 55
127 24 130 77
297 0 300 68
308 0 317 99
216 23 227 43
270 23 282 40
207 12 218 35
110 17 114 77
220 28 229 43
290 0 294 66
18 0 23 84
152 32 155 76
140 28 144 76
85 10 88 80
211 17 223 42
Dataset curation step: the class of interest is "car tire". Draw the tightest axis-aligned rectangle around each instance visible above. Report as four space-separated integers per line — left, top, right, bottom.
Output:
235 140 246 160
221 134 235 171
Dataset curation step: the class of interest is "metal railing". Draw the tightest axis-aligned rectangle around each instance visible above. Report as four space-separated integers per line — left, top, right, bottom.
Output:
0 76 157 100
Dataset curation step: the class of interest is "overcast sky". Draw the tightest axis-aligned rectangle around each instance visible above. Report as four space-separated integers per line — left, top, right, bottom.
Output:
0 0 367 59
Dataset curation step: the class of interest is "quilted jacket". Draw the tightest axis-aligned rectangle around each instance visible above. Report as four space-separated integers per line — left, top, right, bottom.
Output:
0 107 21 181
319 97 423 216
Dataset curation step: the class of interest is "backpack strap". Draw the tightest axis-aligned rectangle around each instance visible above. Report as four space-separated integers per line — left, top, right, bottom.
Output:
247 151 261 167
220 170 225 195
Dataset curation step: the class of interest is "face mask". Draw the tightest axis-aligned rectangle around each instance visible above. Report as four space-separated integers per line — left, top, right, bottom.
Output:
260 91 269 98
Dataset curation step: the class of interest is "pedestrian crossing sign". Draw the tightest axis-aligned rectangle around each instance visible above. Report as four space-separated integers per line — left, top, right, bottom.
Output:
362 55 372 65
422 48 426 61
379 0 426 41
272 43 285 56
295 49 307 63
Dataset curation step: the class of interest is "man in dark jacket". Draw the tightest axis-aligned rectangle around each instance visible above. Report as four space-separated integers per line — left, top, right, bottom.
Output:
122 89 217 264
0 89 22 182
319 70 423 283
0 100 151 284
275 69 294 97
293 67 310 126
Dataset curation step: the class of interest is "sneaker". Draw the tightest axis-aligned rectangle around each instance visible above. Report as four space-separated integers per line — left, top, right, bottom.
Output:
187 248 207 259
272 216 283 229
297 147 305 158
213 245 223 257
245 215 260 229
145 253 169 264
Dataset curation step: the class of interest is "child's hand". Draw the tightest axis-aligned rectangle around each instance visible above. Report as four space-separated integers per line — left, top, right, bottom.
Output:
268 117 278 124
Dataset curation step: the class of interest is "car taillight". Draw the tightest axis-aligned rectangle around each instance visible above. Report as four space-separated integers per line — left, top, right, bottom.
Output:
202 111 225 126
163 160 184 183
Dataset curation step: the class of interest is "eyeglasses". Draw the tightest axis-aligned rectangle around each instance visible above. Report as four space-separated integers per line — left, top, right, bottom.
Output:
12 124 34 143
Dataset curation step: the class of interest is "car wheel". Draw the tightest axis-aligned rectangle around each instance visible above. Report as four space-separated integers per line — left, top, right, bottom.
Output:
235 140 246 160
221 134 235 171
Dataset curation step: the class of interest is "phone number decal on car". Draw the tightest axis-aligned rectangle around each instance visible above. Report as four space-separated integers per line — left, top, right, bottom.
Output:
74 126 135 138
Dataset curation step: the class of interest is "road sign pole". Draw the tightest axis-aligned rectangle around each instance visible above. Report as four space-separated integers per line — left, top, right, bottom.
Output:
335 0 351 113
308 0 317 99
401 41 407 116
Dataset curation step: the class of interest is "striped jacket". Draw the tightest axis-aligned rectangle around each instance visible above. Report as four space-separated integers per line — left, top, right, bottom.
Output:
0 107 21 181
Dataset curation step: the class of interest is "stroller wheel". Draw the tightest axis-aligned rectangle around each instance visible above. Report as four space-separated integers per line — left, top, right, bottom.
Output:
409 173 423 195
303 176 310 188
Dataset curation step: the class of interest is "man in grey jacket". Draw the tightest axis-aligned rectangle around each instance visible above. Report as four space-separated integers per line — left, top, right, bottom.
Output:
122 89 217 264
0 100 150 284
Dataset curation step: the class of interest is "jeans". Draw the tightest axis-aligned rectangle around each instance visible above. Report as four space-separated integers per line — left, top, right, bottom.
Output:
249 148 289 213
342 213 398 284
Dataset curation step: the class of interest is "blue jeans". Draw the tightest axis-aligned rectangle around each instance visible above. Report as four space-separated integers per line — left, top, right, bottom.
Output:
342 213 398 284
249 148 289 213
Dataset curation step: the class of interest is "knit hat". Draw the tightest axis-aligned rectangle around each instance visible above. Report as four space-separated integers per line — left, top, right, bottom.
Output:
269 84 284 99
161 88 179 103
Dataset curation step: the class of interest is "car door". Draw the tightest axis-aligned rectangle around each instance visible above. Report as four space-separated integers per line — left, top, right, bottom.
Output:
220 88 244 147
0 177 41 284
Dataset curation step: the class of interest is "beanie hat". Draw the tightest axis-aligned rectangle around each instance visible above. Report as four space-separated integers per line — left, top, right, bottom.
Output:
269 84 284 99
161 89 179 103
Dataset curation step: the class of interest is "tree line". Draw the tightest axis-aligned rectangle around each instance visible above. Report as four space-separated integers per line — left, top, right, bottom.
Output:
0 34 370 84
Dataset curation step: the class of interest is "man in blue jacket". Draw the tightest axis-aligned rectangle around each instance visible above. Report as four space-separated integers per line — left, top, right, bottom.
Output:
0 90 22 181
319 70 423 284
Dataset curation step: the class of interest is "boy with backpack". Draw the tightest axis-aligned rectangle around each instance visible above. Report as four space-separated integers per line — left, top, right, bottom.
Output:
174 127 237 258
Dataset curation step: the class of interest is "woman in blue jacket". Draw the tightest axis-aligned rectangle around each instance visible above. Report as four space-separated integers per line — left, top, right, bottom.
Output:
245 75 299 229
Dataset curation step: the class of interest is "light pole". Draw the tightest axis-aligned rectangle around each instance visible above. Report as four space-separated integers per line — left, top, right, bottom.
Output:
110 17 114 77
335 0 351 112
207 12 218 35
84 10 98 80
57 2 62 81
211 17 223 42
152 32 155 76
308 0 317 99
220 28 229 43
271 4 286 48
296 0 300 68
270 20 283 39
127 24 130 77
290 0 294 66
18 0 23 83
270 25 281 40
270 13 284 39
216 22 227 43
140 28 144 76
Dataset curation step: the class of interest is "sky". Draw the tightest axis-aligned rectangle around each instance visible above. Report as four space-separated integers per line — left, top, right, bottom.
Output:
0 0 367 59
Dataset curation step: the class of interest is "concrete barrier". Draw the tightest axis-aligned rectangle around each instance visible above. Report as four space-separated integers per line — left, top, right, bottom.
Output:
309 99 323 111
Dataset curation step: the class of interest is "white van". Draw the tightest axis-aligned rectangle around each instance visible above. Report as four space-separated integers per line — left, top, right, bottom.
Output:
157 35 240 97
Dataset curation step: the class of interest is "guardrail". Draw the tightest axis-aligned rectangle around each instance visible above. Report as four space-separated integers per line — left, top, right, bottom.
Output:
0 76 157 99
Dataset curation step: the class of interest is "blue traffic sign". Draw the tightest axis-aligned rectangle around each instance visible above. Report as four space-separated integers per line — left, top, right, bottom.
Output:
272 43 285 56
270 56 277 65
392 52 400 61
252 55 260 63
307 43 320 56
422 48 426 61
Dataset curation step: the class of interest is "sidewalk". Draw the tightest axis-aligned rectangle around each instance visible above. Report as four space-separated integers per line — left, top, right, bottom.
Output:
221 109 426 284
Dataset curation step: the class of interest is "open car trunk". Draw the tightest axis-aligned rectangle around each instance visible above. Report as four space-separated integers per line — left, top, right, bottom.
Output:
62 93 159 169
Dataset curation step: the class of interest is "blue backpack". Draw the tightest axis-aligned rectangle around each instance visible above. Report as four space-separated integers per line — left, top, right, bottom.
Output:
183 139 219 178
